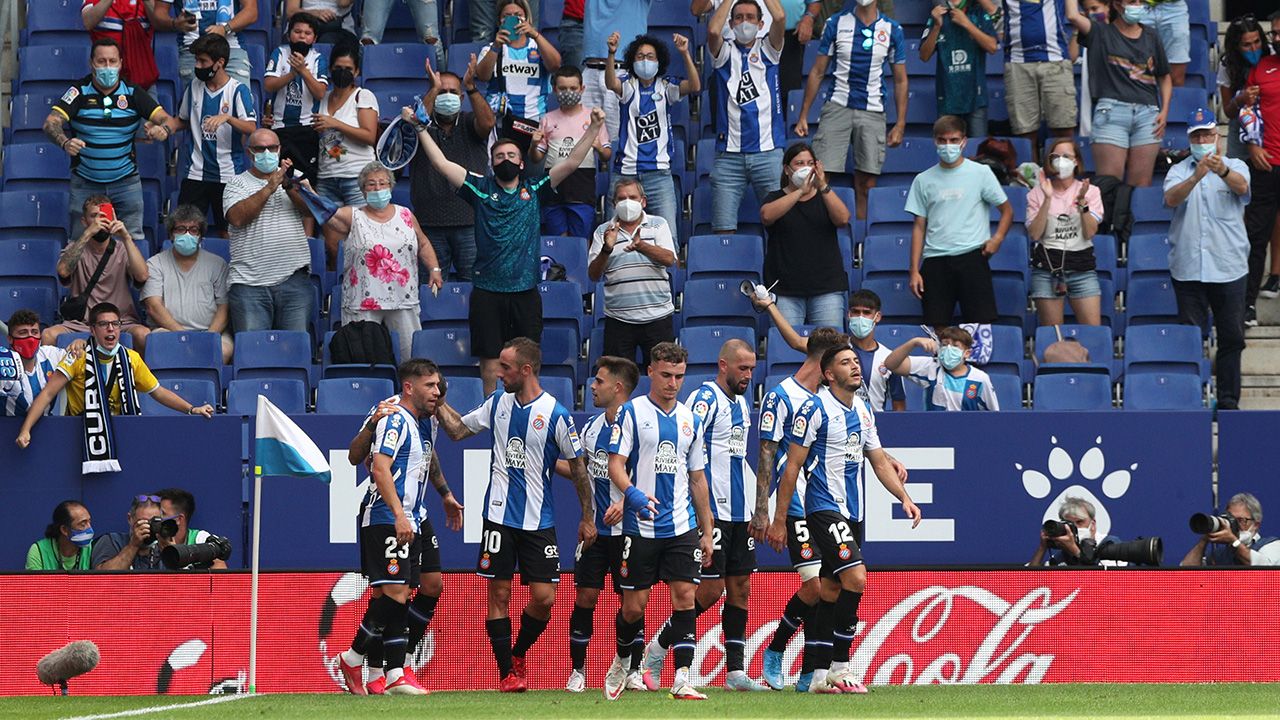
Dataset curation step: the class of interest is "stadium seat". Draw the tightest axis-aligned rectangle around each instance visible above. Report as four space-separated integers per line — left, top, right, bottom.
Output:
1126 233 1172 278
2 144 72 193
446 42 487 78
0 239 61 295
15 46 89 96
6 92 61 145
316 378 397 414
1125 275 1180 327
680 326 755 375
540 326 582 383
765 326 814 378
878 138 941 187
446 376 487 414
140 378 220 417
681 278 757 331
0 284 57 326
23 0 85 46
876 324 930 353
55 331 133 350
145 330 226 391
539 281 587 337
363 44 437 93
865 187 914 237
1164 86 1209 141
678 373 721 404
232 330 314 387
989 276 1031 330
1065 277 1119 330
685 234 764 282
1093 234 1123 293
1123 373 1203 410
691 187 764 237
320 331 399 384
988 232 1031 283
1032 373 1113 411
1033 325 1116 379
541 236 589 290
371 88 421 123
1123 324 1206 380
988 367 1024 411
860 278 922 324
541 375 578 410
861 235 912 281
227 378 308 416
984 324 1031 383
1129 186 1174 235
411 327 476 377
420 282 472 327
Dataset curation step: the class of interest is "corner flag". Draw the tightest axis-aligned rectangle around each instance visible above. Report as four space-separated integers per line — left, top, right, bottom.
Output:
254 395 331 483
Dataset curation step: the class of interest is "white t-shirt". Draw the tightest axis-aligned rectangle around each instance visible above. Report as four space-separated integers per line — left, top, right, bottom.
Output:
319 87 381 179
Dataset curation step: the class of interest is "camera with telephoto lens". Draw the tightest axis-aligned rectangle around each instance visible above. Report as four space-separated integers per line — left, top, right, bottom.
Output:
161 535 232 570
1189 512 1240 536
145 516 180 545
1042 520 1163 566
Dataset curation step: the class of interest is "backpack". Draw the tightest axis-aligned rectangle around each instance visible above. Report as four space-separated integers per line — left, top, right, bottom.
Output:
1092 175 1133 247
329 321 396 366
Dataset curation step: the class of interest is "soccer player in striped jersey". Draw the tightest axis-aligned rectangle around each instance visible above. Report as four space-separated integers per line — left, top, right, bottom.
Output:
556 356 647 693
602 342 714 701
768 346 921 694
338 359 442 696
435 337 597 692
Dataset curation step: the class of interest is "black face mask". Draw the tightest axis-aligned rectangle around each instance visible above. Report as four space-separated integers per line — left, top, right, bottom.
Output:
290 40 313 57
493 160 521 182
93 229 111 243
331 67 355 89
193 64 217 82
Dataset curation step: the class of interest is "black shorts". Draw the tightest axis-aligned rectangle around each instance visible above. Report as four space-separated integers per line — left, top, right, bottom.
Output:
701 520 757 579
360 524 421 587
475 519 561 584
919 248 998 327
805 510 865 578
276 124 320 185
619 530 702 591
468 287 544 359
574 534 624 592
418 516 442 576
177 178 227 231
786 515 824 571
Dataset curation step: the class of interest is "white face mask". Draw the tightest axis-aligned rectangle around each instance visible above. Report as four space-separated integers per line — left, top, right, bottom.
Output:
615 198 643 223
791 166 813 188
1238 529 1256 545
1053 157 1076 180
1075 524 1093 542
733 21 759 44
856 0 876 6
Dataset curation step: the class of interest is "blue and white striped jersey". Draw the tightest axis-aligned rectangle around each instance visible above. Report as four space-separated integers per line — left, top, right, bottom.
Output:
480 42 552 121
615 77 683 174
362 405 427 530
582 412 624 537
360 394 439 524
791 387 881 521
1002 0 1071 64
463 391 583 531
818 11 906 113
266 46 328 128
853 342 907 412
179 77 256 183
905 358 999 411
0 345 65 417
712 36 784 153
610 395 707 538
685 380 753 522
760 375 815 519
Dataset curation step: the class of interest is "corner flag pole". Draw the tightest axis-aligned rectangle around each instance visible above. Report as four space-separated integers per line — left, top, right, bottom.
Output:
249 467 263 694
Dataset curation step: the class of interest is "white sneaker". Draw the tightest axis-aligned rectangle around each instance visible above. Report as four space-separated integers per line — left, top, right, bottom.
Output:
807 675 842 694
625 670 648 691
828 669 868 694
565 669 586 693
640 638 667 691
669 680 707 700
603 656 628 700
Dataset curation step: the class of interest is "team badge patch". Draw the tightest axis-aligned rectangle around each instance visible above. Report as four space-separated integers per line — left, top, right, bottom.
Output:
800 544 813 560
387 560 400 575
520 188 531 201
610 423 621 444
681 422 693 437
760 411 775 433
966 383 978 399
838 544 851 560
619 561 629 578
480 553 491 570
491 193 500 200
533 415 545 430
117 95 128 110
61 87 80 104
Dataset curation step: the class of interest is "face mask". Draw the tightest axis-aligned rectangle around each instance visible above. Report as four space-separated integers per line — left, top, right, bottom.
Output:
493 159 521 182
331 67 355 89
434 92 462 118
1190 142 1217 161
365 188 393 209
1089 11 1108 23
849 316 875 339
69 526 95 547
633 60 659 81
733 22 759 44
1243 49 1263 66
94 66 120 88
11 336 40 360
193 64 217 83
555 89 582 108
173 233 200 257
938 345 965 370
1238 529 1256 545
95 342 121 358
1053 157 1076 179
791 166 813 188
936 142 963 163
1121 4 1146 24
253 150 280 174
615 198 643 222
1075 525 1093 542
856 0 875 6
290 40 313 57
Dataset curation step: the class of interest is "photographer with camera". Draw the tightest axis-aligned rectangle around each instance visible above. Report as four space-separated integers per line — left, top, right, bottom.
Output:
92 492 230 571
155 488 229 570
1180 493 1280 567
1031 495 1164 567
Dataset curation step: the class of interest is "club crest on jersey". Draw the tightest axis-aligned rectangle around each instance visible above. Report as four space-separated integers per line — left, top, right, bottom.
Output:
966 383 978 399
876 29 889 45
760 411 775 433
520 187 531 201
655 440 680 475
491 193 501 200
532 414 545 430
800 543 813 560
878 363 891 377
505 437 527 470
620 561 629 577
681 422 693 438
117 95 129 110
692 400 710 418
838 544 852 560
387 560 400 575
480 553 492 570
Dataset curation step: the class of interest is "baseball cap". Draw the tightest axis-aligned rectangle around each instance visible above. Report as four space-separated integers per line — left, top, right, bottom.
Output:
1187 107 1216 134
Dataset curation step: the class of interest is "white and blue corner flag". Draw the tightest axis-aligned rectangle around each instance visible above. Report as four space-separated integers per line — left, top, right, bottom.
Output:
254 395 331 483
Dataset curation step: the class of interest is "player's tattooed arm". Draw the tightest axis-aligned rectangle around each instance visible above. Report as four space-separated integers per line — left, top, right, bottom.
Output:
347 401 397 466
568 457 598 549
750 439 778 541
435 400 478 441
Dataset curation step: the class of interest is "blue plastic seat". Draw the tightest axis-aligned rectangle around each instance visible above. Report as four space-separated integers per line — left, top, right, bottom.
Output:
0 239 61 293
446 42 487 78
6 92 61 145
878 138 941 187
540 281 587 337
861 235 912 280
865 187 914 237
679 326 755 375
15 46 89 96
681 278 757 331
140 378 220 417
987 367 1024 410
1129 186 1174 235
1034 325 1116 379
765 326 815 378
1126 233 1172 278
24 0 86 45
985 324 1030 383
1124 324 1206 380
861 278 922 324
539 326 581 383
1092 234 1123 293
371 88 421 123
316 377 397 414
876 324 930 353
232 330 314 387
2 145 72 193
0 283 57 326
678 373 722 404
541 375 578 410
1123 373 1203 410
541 236 590 290
1064 277 1119 331
1032 373 1113 411
363 44 436 90
420 282 472 327
445 376 487 413
411 327 476 376
1125 275 1180 327
145 330 226 391
227 378 308 416
685 234 764 282
691 187 764 237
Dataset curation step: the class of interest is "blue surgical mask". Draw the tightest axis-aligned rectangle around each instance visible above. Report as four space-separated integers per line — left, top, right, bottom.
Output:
633 59 659 81
69 526 95 547
1121 4 1146 24
173 233 200 257
939 345 965 370
365 188 393 209
1190 142 1217 161
1243 49 1263 67
95 343 121 358
253 150 280 174
849 316 875 339
94 66 120 88
936 143 964 163
434 92 461 118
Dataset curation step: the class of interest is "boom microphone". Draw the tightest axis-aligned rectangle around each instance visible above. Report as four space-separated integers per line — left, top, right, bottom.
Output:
36 640 100 694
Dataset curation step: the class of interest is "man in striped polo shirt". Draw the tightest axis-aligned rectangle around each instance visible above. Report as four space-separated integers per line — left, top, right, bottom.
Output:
588 179 678 370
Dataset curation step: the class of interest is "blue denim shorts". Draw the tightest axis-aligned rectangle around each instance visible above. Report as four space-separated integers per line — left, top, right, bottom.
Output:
1029 267 1102 300
1091 98 1162 149
1139 1 1191 64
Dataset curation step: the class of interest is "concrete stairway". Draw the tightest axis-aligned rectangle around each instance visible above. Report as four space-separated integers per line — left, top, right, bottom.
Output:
1241 302 1280 409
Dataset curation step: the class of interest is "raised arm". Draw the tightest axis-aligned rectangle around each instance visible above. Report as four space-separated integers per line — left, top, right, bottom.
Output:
884 336 933 376
706 0 732 58
1063 0 1091 36
405 107 469 189
764 0 787 51
675 35 701 96
435 400 479 440
752 295 807 352
920 5 945 61
604 33 623 96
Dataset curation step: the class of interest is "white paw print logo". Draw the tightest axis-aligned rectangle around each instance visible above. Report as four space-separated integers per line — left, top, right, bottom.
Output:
1017 436 1137 538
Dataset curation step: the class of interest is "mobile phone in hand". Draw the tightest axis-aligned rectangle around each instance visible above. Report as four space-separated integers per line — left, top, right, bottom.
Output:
500 14 522 41
99 202 116 225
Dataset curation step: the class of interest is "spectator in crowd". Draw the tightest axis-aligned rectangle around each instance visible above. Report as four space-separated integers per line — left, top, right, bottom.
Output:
798 0 908 221
1 310 75 418
707 0 788 235
1244 34 1280 325
141 205 235 363
323 162 444 361
1027 138 1105 327
973 136 1023 186
530 66 612 238
477 0 562 155
558 0 586 70
285 0 358 45
26 501 95 571
1075 0 1112 139
82 0 176 89
1218 16 1270 163
694 0 814 98
409 58 494 282
920 0 999 139
1029 495 1122 566
883 326 999 411
906 116 1012 330
43 196 151 350
16 303 215 450
581 0 649 142
155 0 256 86
155 487 228 570
473 0 542 50
315 43 381 208
588 179 678 368
223 128 315 333
1135 0 1190 87
1066 0 1172 188
1181 492 1280 567
174 33 258 236
359 0 442 62
408 106 607 394
606 31 699 246
1163 109 1251 411
265 12 330 186
1000 0 1077 159
44 38 176 243
759 143 850 328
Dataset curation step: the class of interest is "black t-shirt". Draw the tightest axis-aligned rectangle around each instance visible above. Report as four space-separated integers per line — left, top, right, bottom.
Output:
1081 22 1170 107
409 112 492 228
762 190 849 297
